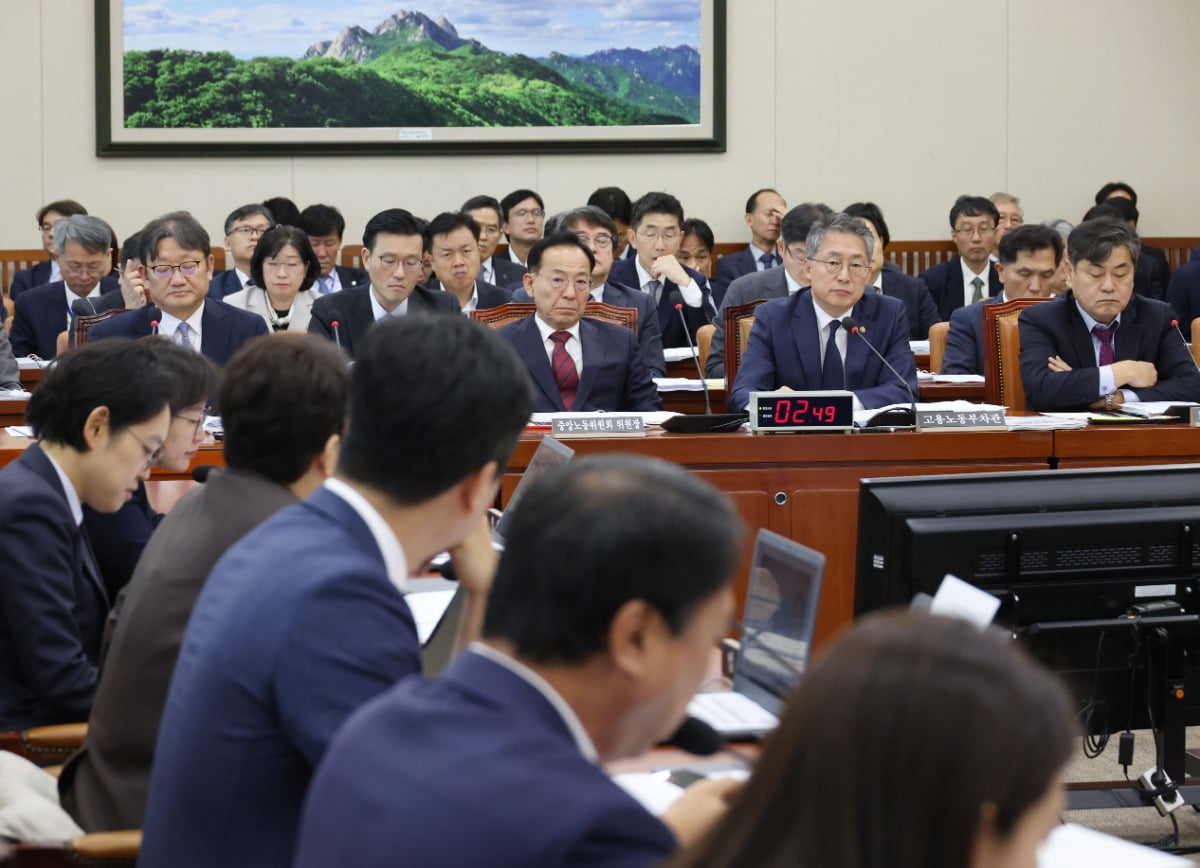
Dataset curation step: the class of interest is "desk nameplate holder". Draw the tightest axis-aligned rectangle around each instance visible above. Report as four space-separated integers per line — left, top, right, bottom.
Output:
552 416 646 438
916 409 1006 432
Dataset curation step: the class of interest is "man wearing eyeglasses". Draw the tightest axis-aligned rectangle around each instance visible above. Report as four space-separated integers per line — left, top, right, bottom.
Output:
9 200 113 301
463 195 527 289
729 212 917 413
511 206 665 378
500 188 546 267
207 204 276 299
88 212 269 365
497 233 660 413
309 209 460 359
11 214 119 359
918 195 1004 320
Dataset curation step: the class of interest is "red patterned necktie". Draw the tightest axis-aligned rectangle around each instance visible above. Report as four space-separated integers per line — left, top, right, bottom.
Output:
550 331 578 410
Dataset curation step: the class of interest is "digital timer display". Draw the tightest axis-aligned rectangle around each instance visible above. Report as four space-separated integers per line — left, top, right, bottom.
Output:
748 390 855 433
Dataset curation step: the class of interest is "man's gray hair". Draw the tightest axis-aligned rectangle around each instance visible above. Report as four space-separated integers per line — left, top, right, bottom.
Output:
52 214 113 255
553 205 618 239
806 212 874 262
1042 218 1074 241
141 211 212 261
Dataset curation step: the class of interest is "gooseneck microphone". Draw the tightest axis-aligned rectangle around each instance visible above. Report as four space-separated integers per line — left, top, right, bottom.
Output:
842 316 918 426
673 297 712 414
150 319 160 336
328 309 344 352
1170 319 1200 374
659 292 748 433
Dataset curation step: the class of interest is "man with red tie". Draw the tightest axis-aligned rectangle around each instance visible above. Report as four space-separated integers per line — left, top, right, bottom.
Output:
496 233 660 413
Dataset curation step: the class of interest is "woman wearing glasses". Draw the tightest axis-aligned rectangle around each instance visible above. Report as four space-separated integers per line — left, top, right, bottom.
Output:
0 339 174 729
83 337 217 597
224 226 321 333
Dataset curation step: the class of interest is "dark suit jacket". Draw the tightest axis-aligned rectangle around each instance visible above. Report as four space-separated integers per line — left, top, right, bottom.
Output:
729 291 917 412
206 269 246 299
713 245 773 306
70 289 126 317
497 315 660 413
138 486 423 868
512 280 666 378
80 483 162 601
0 319 20 390
294 650 677 868
1018 291 1200 410
941 295 1005 375
308 284 460 359
333 265 368 291
1166 261 1200 329
918 257 1001 321
706 266 792 378
608 257 714 348
87 299 269 366
60 469 298 833
0 444 109 729
9 260 52 301
11 281 110 359
485 256 526 290
879 270 942 340
1135 250 1169 301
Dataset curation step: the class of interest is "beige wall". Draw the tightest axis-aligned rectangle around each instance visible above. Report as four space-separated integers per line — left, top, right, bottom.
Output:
4 0 1198 253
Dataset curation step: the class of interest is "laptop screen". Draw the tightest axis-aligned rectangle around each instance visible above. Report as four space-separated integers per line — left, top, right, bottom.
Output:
733 530 825 715
493 436 575 545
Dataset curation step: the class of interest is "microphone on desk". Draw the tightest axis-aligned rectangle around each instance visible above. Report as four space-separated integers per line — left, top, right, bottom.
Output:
842 316 918 428
328 309 344 353
664 716 724 756
1170 319 1200 373
660 292 748 433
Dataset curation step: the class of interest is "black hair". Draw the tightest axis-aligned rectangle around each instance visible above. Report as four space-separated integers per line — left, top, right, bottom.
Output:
586 187 633 224
483 455 743 663
745 188 782 214
223 204 275 236
338 316 532 505
780 203 833 247
681 218 715 251
997 224 1064 267
298 204 347 239
500 189 545 222
631 191 685 229
37 200 88 225
140 337 217 414
1094 181 1138 207
119 231 144 268
948 195 1000 230
218 334 349 485
461 195 503 222
526 232 596 273
1067 218 1141 268
426 211 481 244
1099 195 1140 226
843 202 891 248
362 208 424 252
261 196 301 227
250 225 321 293
27 339 174 450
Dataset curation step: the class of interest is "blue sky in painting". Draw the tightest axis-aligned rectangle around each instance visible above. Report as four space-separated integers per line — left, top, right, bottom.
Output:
123 0 702 58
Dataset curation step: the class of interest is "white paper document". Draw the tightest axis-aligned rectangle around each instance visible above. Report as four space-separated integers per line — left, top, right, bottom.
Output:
653 377 724 392
663 347 699 362
1039 823 1187 867
929 575 1000 629
405 589 456 644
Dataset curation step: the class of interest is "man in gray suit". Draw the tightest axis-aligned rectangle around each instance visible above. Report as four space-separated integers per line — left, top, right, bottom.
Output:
513 206 665 378
706 203 831 378
58 334 350 832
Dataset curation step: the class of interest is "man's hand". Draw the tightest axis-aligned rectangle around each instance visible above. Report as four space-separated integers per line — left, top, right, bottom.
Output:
1112 360 1158 389
651 254 690 288
120 261 148 309
660 777 742 848
1047 355 1072 372
446 515 498 599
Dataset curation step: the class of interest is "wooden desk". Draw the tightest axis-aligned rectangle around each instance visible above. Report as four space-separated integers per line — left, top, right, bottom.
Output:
1054 425 1200 468
0 400 27 429
0 433 224 480
917 382 987 402
19 366 44 391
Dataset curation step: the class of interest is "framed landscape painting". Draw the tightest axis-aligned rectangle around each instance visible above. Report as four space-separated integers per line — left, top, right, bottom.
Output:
95 0 726 156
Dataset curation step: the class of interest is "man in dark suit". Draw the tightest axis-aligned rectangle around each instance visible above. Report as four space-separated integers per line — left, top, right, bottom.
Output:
1166 259 1200 330
498 233 660 413
309 209 460 358
500 188 546 267
70 231 151 320
9 199 89 300
425 211 512 312
138 316 532 868
1085 199 1169 300
88 213 269 365
294 455 743 867
206 204 274 299
512 206 665 377
845 202 941 341
730 212 917 412
463 194 527 289
919 195 1003 320
712 188 787 303
706 203 831 378
298 203 368 295
1019 219 1200 411
942 225 1062 375
609 191 716 348
59 335 349 833
11 215 120 359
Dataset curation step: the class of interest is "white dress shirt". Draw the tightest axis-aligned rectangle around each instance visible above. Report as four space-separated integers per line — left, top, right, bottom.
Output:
535 314 583 377
811 297 865 412
1073 301 1136 401
370 290 408 321
159 303 205 350
959 258 991 308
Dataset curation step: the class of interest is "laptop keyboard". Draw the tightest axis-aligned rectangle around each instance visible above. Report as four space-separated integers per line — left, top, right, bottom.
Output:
688 691 779 734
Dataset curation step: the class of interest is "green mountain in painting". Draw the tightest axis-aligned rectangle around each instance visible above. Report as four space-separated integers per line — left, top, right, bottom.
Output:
123 10 697 129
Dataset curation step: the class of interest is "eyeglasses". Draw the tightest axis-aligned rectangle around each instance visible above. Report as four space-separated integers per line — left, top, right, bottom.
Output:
265 259 305 271
784 245 807 262
536 274 592 293
61 261 112 278
807 257 871 277
149 260 203 280
637 228 680 242
477 226 503 238
953 224 997 238
230 225 272 238
574 232 616 251
374 255 424 272
173 410 206 439
510 208 544 220
39 223 57 233
126 428 164 473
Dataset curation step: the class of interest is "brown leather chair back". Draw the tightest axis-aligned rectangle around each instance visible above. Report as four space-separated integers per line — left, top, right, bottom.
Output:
0 723 87 765
982 298 1046 408
74 309 127 346
928 321 950 373
471 302 637 332
11 830 141 867
696 324 715 375
723 299 768 386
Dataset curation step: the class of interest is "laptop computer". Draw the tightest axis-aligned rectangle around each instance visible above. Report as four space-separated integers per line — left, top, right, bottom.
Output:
687 530 824 739
492 435 574 546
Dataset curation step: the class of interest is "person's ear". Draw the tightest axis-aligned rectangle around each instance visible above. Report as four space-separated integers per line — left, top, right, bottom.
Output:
607 598 667 680
459 460 501 518
315 432 340 478
82 405 111 451
994 262 1006 287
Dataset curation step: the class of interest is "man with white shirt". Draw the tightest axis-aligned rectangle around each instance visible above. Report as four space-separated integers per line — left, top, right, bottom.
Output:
207 204 275 299
609 191 716 348
138 314 533 868
462 194 527 289
919 195 1003 320
87 212 268 365
309 209 460 359
500 188 546 267
706 203 831 378
294 455 744 868
11 215 119 359
425 211 512 313
298 204 368 295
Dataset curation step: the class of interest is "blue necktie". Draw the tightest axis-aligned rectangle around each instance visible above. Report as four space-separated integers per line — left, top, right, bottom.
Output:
820 320 844 389
759 252 776 270
317 275 334 295
177 322 193 349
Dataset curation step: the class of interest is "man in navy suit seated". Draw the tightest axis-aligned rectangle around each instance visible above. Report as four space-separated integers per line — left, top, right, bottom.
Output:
500 188 546 268
609 191 716 348
298 203 368 295
1019 219 1200 411
712 188 787 304
462 194 527 289
919 195 1003 320
425 211 512 313
11 215 119 359
206 204 275 299
88 212 269 365
499 233 660 413
9 199 90 301
1167 256 1200 330
730 212 917 412
941 224 1062 375
138 315 533 868
294 455 744 868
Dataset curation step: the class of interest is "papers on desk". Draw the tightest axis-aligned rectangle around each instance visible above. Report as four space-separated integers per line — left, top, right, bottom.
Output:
1005 415 1088 430
5 427 33 438
663 347 699 362
1039 823 1187 867
530 411 680 427
909 340 930 354
613 767 750 816
16 357 48 370
654 378 725 392
405 589 457 645
916 372 986 384
1120 401 1198 418
0 389 32 400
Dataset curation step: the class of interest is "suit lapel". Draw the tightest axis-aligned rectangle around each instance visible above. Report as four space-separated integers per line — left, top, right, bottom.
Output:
792 294 823 384
200 301 228 363
516 318 565 410
573 319 603 410
1063 294 1100 367
1113 296 1141 362
846 298 875 383
348 287 376 347
78 525 109 608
